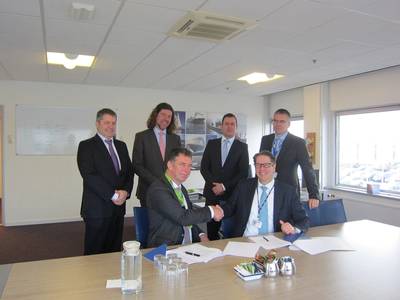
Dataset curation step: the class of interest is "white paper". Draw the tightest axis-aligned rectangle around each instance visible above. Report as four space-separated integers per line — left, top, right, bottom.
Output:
167 244 223 264
293 237 355 255
223 242 260 258
106 279 121 288
249 235 291 250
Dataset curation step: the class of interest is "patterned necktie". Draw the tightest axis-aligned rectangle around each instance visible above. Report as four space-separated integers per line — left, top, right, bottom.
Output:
272 137 282 157
159 131 166 160
175 187 192 245
259 186 269 235
105 139 120 175
221 139 229 166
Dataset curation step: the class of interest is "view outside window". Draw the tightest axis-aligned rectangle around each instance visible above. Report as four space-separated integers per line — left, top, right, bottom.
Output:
337 109 400 195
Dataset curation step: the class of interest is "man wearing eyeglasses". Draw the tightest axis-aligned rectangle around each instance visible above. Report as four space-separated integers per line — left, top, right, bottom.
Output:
260 108 320 209
222 151 309 237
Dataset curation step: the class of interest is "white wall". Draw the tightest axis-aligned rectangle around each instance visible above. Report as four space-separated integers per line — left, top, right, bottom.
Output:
0 81 263 226
264 67 400 227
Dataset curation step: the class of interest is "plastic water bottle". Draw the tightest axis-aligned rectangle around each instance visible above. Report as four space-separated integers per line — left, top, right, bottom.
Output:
121 241 142 294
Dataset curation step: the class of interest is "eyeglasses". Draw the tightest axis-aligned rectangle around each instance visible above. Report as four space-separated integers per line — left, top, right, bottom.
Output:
272 119 288 124
255 162 274 169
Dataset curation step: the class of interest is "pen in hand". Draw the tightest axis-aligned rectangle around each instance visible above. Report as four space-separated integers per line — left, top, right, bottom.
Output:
263 236 269 242
185 251 200 257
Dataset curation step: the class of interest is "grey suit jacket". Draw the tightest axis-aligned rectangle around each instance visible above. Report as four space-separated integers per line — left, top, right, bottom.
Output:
132 129 181 205
146 176 212 248
223 178 309 237
260 132 319 199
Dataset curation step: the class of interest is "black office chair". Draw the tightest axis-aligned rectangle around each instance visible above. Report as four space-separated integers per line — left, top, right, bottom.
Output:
133 207 149 248
302 199 347 227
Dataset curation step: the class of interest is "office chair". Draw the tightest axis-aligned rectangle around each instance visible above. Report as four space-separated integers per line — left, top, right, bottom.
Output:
133 207 149 248
220 216 235 239
303 199 347 227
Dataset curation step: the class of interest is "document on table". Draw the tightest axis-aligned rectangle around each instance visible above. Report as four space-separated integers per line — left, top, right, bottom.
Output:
167 244 223 264
249 235 291 250
223 241 260 258
293 237 355 255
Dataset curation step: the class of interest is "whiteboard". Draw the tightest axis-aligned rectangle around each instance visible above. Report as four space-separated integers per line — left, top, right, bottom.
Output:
16 105 98 155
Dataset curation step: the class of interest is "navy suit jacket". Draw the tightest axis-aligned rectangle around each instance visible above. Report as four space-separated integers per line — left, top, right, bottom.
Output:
77 134 134 218
132 129 181 204
222 178 309 237
260 132 319 199
200 138 249 205
146 176 212 248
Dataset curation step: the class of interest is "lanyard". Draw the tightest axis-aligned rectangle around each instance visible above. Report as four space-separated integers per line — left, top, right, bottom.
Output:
257 185 274 216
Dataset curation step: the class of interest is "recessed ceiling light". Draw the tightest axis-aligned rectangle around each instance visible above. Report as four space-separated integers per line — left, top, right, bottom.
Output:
238 72 284 85
47 52 95 70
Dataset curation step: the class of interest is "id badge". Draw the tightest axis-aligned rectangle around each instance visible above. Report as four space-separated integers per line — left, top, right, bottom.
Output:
253 219 262 229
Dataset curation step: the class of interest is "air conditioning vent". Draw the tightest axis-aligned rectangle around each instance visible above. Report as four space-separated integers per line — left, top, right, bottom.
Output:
168 11 256 42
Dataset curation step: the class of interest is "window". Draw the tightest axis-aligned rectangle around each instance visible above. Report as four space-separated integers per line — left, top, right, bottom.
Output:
336 107 400 196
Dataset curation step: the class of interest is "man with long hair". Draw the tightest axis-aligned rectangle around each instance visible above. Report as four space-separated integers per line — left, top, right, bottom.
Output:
132 103 181 207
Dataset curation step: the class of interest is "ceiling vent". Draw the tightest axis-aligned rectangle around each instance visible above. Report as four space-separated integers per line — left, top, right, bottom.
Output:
168 11 256 42
70 2 95 21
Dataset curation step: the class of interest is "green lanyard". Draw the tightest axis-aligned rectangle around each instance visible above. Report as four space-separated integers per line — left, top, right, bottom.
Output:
165 174 186 207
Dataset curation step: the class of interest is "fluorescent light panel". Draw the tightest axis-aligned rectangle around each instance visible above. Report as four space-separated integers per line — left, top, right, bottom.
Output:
47 52 95 70
238 72 284 85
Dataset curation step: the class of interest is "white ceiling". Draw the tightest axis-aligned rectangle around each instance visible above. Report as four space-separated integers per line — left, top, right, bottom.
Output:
1 0 400 96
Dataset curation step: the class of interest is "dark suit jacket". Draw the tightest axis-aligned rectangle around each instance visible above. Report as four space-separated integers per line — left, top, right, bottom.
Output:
223 178 309 237
132 129 181 203
146 177 212 248
260 133 319 199
77 134 134 218
200 138 249 205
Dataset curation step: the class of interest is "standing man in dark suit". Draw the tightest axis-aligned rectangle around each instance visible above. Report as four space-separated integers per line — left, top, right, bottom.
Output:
223 151 309 237
77 108 134 255
201 113 249 240
147 148 224 248
132 103 181 207
260 108 320 209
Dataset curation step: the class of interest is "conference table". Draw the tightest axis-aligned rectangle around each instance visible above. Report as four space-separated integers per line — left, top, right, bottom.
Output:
1 220 400 299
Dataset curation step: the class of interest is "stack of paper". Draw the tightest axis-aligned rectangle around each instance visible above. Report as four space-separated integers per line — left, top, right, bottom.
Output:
167 244 223 264
223 241 260 258
249 235 291 250
292 237 354 255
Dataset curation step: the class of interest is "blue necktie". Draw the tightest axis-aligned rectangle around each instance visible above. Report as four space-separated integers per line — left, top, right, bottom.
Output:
259 186 269 234
272 137 281 157
105 139 120 175
221 139 229 166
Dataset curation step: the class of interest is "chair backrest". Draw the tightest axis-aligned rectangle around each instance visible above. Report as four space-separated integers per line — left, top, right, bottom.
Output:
302 199 347 227
133 207 149 248
221 216 235 239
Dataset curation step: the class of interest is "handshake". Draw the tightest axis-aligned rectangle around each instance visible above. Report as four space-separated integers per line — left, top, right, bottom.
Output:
210 205 224 222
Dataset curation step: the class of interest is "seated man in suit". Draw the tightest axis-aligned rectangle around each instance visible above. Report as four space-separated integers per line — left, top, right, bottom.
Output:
146 147 224 248
222 151 309 238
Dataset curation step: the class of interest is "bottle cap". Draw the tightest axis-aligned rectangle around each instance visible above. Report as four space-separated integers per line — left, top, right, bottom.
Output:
123 241 141 255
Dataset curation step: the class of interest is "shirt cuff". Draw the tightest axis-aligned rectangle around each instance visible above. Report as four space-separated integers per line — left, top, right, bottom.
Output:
111 192 119 201
199 232 206 238
294 227 302 234
221 184 226 191
208 206 214 218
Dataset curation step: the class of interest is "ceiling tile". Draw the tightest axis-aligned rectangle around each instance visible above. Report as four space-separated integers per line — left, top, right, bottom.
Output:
0 0 40 16
127 0 205 11
48 64 89 83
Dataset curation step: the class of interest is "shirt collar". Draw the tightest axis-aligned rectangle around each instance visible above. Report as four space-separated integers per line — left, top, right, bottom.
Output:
97 132 113 142
165 173 180 189
274 131 288 140
222 136 235 144
258 179 275 190
154 126 167 135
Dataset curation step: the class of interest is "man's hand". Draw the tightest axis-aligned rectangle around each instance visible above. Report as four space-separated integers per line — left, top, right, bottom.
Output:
279 220 295 235
199 233 209 243
308 198 320 209
212 182 225 196
112 190 128 206
211 205 224 222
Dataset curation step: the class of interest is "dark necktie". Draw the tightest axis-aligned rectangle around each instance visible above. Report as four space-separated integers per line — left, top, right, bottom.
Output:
105 139 120 175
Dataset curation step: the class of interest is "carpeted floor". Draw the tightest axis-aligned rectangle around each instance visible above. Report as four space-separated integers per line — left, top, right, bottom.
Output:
0 217 135 264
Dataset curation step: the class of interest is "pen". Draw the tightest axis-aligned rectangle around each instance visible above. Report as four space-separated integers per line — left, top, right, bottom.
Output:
185 251 200 257
263 236 269 242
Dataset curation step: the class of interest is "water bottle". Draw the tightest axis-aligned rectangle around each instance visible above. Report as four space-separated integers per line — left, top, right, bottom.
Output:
121 241 142 294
